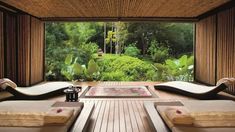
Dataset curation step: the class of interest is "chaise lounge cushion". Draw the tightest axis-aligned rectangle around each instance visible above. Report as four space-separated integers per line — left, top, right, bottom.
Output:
154 78 235 99
0 78 73 99
144 100 235 132
0 101 83 127
157 100 235 131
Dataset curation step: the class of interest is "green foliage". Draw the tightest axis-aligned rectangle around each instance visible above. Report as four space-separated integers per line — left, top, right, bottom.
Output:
148 40 169 63
76 42 99 64
154 55 194 81
61 54 83 81
64 23 101 45
101 71 131 81
115 22 129 54
124 44 140 57
105 31 116 44
45 22 194 82
97 54 155 81
127 22 193 56
61 54 100 81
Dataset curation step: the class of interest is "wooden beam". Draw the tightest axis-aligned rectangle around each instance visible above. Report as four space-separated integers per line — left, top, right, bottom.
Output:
42 17 198 22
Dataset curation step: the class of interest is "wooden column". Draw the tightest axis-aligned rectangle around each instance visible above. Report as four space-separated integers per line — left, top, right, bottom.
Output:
0 11 4 78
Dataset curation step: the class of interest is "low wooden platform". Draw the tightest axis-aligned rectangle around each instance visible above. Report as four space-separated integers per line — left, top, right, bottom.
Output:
81 98 157 132
46 81 235 132
50 82 196 132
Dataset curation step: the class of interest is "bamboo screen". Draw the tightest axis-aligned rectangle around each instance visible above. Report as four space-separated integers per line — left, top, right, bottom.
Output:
195 7 235 95
1 0 230 18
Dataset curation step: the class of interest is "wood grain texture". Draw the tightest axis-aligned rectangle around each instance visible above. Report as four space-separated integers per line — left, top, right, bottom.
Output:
0 11 4 78
1 0 229 18
217 7 235 95
17 15 31 86
81 99 156 132
30 17 44 84
17 15 44 86
195 6 235 95
5 13 17 82
195 15 217 85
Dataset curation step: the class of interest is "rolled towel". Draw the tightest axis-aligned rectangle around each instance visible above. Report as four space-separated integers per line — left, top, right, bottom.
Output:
0 78 17 89
216 77 235 87
165 106 194 125
44 107 74 125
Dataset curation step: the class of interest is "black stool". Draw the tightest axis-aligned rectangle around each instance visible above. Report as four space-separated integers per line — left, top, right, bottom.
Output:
64 85 82 102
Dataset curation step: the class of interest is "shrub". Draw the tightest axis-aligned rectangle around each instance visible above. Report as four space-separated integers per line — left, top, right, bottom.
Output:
76 42 99 64
61 54 100 81
124 44 140 57
148 40 169 63
97 54 155 81
154 55 194 81
45 42 98 81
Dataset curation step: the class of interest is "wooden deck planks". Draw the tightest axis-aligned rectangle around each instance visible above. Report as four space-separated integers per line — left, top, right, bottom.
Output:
93 100 107 132
119 100 126 132
113 101 119 132
100 100 110 131
107 100 115 132
86 100 102 132
123 100 133 132
131 101 145 132
127 100 139 132
81 99 156 132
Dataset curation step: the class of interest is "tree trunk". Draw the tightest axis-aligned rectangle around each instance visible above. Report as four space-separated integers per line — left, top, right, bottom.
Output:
115 22 119 54
110 22 114 53
103 23 106 53
141 32 146 55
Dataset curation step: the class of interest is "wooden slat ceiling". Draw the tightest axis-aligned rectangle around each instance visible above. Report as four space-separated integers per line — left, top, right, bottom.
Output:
0 0 231 19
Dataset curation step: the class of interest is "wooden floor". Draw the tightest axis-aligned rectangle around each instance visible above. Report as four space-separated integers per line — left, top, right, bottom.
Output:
81 98 157 132
49 81 235 132
50 81 195 132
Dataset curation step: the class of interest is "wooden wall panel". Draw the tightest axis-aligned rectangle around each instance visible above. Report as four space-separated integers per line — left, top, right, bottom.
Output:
0 11 4 78
30 17 44 84
217 7 235 94
17 15 31 86
17 15 44 86
196 6 235 95
195 15 216 85
5 13 17 82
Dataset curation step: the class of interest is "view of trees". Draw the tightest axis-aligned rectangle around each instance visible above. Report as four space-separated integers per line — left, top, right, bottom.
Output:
45 22 194 81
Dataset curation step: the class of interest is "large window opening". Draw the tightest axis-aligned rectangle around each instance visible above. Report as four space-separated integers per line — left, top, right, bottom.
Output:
45 22 194 81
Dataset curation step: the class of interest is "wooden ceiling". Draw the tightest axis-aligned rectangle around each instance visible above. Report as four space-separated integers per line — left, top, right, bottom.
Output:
0 0 231 20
